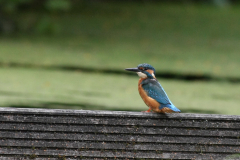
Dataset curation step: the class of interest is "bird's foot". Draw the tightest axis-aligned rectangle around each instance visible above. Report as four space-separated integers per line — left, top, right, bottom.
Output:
141 108 152 113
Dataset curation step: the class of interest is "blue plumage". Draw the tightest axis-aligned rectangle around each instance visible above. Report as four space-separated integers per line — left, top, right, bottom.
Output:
141 79 180 112
141 79 170 105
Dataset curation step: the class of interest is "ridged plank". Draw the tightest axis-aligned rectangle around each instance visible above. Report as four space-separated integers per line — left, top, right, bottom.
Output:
0 123 239 138
0 107 240 159
0 148 236 159
0 159 106 160
1 114 239 129
0 158 100 160
0 131 239 145
0 108 240 121
0 139 239 153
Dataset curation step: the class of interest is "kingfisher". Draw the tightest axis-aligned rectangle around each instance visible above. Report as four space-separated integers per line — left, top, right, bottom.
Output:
125 63 181 113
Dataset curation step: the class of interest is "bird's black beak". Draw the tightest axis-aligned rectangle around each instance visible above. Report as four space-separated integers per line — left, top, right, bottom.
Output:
125 68 140 72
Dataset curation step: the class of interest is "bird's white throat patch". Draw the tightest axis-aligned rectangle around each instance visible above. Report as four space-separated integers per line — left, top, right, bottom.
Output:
137 72 147 78
152 73 156 78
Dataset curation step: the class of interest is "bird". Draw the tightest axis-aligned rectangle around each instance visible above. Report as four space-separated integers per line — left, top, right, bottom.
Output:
125 63 180 113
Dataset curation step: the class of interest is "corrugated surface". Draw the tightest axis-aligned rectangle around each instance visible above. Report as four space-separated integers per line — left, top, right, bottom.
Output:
0 107 239 160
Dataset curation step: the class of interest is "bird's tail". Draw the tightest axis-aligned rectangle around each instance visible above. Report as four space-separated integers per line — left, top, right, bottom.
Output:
160 103 181 113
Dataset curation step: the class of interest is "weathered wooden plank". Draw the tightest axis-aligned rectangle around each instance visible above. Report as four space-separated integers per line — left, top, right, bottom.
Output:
0 148 235 159
1 114 239 129
0 158 107 160
0 107 240 159
0 157 223 160
0 158 59 160
0 107 240 121
0 158 100 160
0 123 239 138
0 158 102 160
0 139 239 153
0 131 239 145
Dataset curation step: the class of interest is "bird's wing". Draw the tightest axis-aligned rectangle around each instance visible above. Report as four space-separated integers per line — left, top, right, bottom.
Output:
141 79 171 105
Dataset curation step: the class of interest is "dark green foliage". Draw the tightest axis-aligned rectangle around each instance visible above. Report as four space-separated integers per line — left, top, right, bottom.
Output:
0 0 32 13
0 0 72 34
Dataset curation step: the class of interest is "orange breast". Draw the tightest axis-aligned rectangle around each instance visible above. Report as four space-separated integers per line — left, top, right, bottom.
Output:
138 78 161 112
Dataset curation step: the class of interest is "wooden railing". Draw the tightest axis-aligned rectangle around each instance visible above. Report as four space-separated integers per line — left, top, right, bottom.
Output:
0 107 239 159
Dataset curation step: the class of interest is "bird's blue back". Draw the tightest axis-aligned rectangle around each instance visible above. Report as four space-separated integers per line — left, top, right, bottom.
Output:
141 78 180 112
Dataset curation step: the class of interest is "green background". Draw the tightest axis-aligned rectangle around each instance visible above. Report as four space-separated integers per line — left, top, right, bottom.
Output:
0 1 239 115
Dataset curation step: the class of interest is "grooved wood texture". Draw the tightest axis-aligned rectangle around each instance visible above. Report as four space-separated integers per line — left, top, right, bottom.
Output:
0 107 239 160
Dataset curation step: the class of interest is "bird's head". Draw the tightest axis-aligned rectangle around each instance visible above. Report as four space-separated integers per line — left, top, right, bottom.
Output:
125 63 156 79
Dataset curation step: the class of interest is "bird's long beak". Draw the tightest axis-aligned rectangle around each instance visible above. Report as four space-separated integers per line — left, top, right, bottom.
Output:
125 68 140 72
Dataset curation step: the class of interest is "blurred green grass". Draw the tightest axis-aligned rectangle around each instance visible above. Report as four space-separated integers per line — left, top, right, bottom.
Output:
1 3 240 77
0 67 239 115
0 2 240 115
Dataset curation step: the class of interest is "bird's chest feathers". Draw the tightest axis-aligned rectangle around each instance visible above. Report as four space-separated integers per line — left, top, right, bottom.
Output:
138 78 160 112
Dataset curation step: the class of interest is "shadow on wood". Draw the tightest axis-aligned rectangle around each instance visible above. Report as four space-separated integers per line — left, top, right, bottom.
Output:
0 107 239 159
